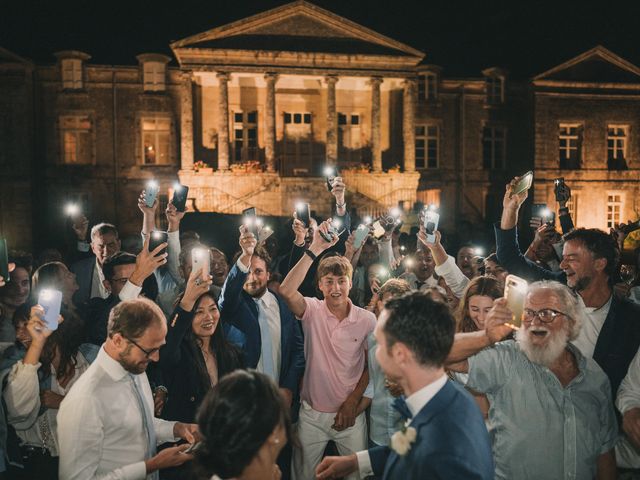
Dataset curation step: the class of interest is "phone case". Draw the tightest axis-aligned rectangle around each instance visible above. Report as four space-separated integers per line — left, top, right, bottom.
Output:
296 203 311 227
149 231 169 256
38 289 62 331
145 184 159 208
372 221 386 239
352 225 369 250
171 185 189 212
512 172 533 195
191 248 210 279
424 212 440 243
504 274 527 328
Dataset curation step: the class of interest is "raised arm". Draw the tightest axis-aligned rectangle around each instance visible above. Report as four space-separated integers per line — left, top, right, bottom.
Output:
420 229 470 298
280 220 338 318
217 226 254 318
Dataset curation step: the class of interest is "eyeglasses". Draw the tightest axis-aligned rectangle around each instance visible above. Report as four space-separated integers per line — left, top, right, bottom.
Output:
110 277 130 285
523 308 569 324
125 337 161 358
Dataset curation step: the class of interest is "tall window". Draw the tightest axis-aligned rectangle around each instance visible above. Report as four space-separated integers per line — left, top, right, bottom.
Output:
607 125 628 170
415 125 438 169
283 111 313 175
143 62 166 92
486 76 504 105
142 117 171 165
418 73 438 101
338 113 362 162
233 111 258 162
60 115 92 164
607 194 623 228
482 126 506 169
559 123 582 169
61 59 83 90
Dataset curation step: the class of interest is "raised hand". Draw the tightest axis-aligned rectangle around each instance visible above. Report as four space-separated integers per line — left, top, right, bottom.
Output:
129 236 167 287
0 262 15 288
166 202 186 232
71 214 89 241
309 219 339 253
180 268 213 311
137 190 158 215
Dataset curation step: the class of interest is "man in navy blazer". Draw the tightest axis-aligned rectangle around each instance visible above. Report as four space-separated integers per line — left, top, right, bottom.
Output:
316 292 494 480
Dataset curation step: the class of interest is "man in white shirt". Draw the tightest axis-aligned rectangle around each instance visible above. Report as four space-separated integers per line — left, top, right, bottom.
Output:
57 298 199 480
616 348 640 472
315 292 493 479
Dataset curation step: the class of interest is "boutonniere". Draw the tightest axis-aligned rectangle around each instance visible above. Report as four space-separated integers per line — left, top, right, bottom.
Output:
390 421 417 456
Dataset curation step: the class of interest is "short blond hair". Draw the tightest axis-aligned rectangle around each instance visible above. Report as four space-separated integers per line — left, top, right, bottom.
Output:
317 255 353 281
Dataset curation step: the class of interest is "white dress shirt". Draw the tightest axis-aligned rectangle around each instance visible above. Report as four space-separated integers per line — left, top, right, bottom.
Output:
254 290 282 383
356 374 448 476
433 255 470 299
571 295 612 359
616 348 640 469
57 347 177 480
90 259 110 299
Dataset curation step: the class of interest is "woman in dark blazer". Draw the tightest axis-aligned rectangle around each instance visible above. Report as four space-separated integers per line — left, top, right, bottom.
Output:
158 269 244 424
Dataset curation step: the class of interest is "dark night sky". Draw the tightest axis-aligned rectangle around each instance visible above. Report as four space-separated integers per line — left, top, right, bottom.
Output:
2 0 640 79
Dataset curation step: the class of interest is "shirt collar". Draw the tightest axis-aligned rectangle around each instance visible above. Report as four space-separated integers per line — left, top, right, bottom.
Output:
405 374 448 417
95 259 106 281
323 298 356 324
96 345 133 382
253 290 277 308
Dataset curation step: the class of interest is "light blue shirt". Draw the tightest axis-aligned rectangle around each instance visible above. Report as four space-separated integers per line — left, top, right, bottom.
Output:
467 340 618 480
367 333 402 446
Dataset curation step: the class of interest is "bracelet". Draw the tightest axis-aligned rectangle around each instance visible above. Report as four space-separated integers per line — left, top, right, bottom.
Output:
559 207 569 215
335 202 346 208
293 240 305 248
304 249 317 261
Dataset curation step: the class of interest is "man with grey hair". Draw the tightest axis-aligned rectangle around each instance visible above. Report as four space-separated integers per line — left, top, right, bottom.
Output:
446 280 618 479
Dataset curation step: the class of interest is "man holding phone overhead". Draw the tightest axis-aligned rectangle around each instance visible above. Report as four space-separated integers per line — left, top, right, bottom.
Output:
445 280 617 480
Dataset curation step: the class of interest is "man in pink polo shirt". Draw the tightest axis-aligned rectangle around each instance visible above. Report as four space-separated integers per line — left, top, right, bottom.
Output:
280 220 376 480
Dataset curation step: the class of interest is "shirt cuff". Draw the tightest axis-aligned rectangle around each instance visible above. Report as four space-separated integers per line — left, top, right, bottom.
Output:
77 240 90 252
119 461 148 480
236 257 250 274
356 450 373 478
154 419 179 444
119 281 142 301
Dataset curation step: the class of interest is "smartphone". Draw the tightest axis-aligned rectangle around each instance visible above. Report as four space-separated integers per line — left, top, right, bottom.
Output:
145 181 159 208
258 226 273 244
352 224 370 250
0 238 9 281
296 203 311 228
191 247 210 280
171 184 189 212
319 219 345 242
374 266 390 289
38 289 62 331
543 211 556 227
504 274 528 328
371 220 386 239
183 442 203 454
242 207 260 238
324 166 339 192
423 210 440 244
553 177 565 200
511 171 533 196
149 231 169 256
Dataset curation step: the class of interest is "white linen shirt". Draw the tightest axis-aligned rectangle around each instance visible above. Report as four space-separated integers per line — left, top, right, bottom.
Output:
571 295 612 359
57 347 178 480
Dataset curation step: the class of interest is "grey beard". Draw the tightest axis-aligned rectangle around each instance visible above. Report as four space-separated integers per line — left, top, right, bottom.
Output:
516 327 569 368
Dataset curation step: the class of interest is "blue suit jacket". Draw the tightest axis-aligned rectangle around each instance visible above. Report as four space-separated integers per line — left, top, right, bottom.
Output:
218 263 305 394
369 380 494 480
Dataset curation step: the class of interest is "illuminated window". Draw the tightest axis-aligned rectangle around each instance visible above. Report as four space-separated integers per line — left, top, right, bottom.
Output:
233 111 258 162
482 126 506 169
142 117 171 165
143 62 166 92
559 123 582 169
486 76 504 105
607 194 623 228
61 59 83 90
607 125 628 170
415 125 439 169
566 194 578 226
60 115 92 164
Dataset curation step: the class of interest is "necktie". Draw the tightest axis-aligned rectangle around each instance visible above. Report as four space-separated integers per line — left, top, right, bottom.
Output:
392 396 413 420
415 280 426 289
130 374 158 480
257 298 276 379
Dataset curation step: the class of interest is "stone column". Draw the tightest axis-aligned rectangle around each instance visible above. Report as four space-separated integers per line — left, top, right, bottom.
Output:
264 73 277 173
370 76 383 172
180 71 194 170
325 75 338 165
216 72 230 171
403 78 417 172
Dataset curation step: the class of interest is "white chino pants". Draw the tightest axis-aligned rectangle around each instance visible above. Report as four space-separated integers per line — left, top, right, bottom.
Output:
292 401 367 480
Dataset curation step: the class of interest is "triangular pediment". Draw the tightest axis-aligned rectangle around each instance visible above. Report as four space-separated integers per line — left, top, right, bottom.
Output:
0 46 32 66
171 1 424 59
534 46 640 83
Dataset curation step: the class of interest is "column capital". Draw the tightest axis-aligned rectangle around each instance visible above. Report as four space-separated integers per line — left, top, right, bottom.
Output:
369 76 383 87
264 72 279 83
324 75 339 85
216 71 230 82
403 77 417 88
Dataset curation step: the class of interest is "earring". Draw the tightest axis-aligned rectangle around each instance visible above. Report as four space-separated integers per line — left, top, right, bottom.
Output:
272 438 280 445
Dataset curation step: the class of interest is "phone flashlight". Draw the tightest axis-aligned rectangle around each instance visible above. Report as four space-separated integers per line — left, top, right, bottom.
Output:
147 180 158 189
363 216 372 225
427 204 437 211
324 166 336 177
474 247 484 257
390 207 401 218
541 208 552 218
332 218 342 230
173 182 182 192
65 203 80 217
404 257 414 268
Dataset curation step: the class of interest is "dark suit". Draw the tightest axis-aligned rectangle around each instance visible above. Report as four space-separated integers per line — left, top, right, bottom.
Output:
218 262 305 395
70 256 98 307
495 224 640 398
369 380 493 480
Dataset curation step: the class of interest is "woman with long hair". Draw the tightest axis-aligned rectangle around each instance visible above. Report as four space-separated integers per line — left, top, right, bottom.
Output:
158 269 244 424
1 302 98 479
31 262 79 311
194 370 294 480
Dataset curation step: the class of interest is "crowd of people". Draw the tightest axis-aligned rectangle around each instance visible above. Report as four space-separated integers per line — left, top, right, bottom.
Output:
0 173 639 480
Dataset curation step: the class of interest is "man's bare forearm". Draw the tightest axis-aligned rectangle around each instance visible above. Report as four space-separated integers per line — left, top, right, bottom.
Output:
447 331 492 364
